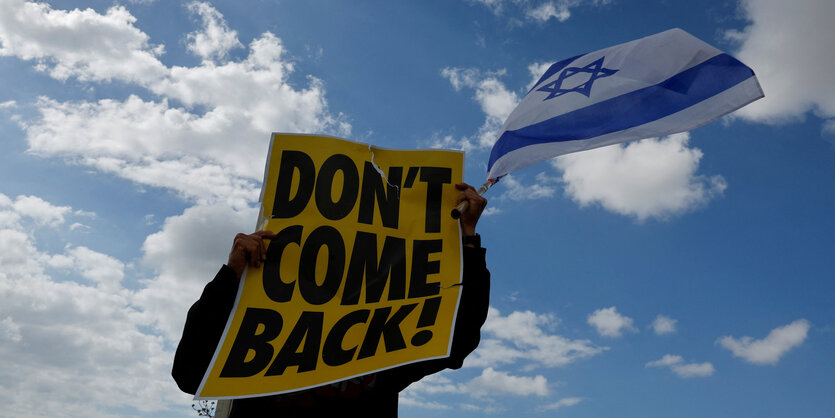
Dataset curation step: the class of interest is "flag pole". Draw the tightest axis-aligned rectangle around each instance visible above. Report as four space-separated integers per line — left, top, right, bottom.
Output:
451 178 497 219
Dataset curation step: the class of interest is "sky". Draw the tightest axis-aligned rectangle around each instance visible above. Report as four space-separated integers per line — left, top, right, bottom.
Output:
0 0 833 417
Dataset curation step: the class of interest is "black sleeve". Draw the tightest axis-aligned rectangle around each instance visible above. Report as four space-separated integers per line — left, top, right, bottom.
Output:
172 265 240 394
377 245 491 392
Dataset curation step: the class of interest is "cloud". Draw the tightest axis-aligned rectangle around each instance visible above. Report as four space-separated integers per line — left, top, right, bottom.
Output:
186 1 242 62
0 3 351 414
469 0 505 15
717 319 810 365
0 0 167 83
725 0 835 130
466 367 549 397
526 61 552 91
4 1 348 206
441 67 519 149
466 307 605 368
527 2 571 22
671 362 715 378
646 354 715 378
398 396 453 410
540 396 583 411
10 195 73 227
552 133 727 221
0 193 187 417
498 173 559 201
441 67 481 92
459 402 503 414
63 246 126 292
481 206 502 216
646 354 683 367
402 368 549 410
469 0 611 23
135 202 256 341
651 315 678 335
587 306 637 337
402 306 602 411
0 316 23 343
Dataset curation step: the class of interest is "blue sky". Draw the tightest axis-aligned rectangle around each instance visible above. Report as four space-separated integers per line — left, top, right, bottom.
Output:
1 0 833 416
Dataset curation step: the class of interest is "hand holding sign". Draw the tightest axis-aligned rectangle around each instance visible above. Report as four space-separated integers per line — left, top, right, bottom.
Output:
227 231 278 279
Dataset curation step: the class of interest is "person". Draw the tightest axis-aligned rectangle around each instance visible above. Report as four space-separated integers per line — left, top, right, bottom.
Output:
172 183 490 417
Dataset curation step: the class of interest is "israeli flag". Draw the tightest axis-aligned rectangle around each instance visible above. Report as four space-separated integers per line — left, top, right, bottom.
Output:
486 28 764 181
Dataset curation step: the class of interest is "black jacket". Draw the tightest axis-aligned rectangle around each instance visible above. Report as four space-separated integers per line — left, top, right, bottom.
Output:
173 246 490 417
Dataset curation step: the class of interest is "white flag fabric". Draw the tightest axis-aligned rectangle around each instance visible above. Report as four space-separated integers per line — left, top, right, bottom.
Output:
486 28 763 181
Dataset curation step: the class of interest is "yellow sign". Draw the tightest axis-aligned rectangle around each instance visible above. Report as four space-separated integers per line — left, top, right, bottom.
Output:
196 134 464 399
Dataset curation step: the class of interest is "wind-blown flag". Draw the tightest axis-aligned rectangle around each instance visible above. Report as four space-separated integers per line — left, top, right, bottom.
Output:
486 28 763 182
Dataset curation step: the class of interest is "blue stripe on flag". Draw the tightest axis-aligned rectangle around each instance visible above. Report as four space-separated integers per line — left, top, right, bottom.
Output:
488 53 754 173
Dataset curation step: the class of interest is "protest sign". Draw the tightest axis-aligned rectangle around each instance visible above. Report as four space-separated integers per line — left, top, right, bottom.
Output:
196 133 464 399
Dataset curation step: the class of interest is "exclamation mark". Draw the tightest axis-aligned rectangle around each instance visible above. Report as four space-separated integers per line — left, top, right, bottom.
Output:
410 296 442 346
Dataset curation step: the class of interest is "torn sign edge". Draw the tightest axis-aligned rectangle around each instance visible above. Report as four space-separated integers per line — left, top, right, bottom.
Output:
194 132 466 400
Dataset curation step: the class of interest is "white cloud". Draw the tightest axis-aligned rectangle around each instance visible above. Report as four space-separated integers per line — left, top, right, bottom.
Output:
466 307 605 368
540 396 583 411
404 373 463 396
5 1 348 207
651 315 678 335
470 0 505 15
441 67 520 149
481 206 502 216
587 306 637 338
398 396 453 410
2 183 257 417
499 173 558 201
11 195 72 227
646 354 715 378
646 354 684 367
671 362 715 378
186 1 242 62
404 367 549 400
717 319 810 365
527 2 571 22
0 193 188 417
0 316 22 342
469 0 611 23
0 3 351 413
402 306 601 411
725 0 835 130
526 61 552 91
466 367 549 397
553 133 727 221
429 133 476 153
68 222 89 232
65 246 126 292
135 202 256 341
0 0 167 83
441 67 481 92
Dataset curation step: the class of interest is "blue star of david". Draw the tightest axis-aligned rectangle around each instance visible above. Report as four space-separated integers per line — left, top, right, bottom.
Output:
537 56 618 100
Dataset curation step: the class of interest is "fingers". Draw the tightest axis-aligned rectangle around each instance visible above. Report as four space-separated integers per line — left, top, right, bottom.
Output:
454 182 475 202
455 182 487 212
228 231 275 278
252 230 278 239
454 183 488 236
